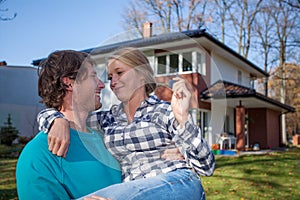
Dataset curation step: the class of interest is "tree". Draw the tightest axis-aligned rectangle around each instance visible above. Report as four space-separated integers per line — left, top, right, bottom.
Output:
268 0 300 144
225 0 263 58
253 7 274 96
211 0 235 43
0 114 19 146
121 0 212 36
282 0 300 10
245 0 299 144
0 0 17 21
268 63 300 137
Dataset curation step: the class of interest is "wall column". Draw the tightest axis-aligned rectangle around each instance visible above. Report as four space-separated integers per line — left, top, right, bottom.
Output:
236 105 245 151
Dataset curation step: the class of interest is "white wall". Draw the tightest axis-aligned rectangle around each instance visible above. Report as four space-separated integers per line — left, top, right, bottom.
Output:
94 62 120 111
211 53 251 87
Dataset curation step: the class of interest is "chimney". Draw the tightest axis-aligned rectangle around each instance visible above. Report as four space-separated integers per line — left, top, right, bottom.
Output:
143 21 152 38
0 61 7 66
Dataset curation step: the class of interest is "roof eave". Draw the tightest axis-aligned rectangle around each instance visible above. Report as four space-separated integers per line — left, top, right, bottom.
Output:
32 29 268 78
201 92 295 113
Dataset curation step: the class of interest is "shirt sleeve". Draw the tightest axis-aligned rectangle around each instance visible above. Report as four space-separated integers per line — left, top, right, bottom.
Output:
169 114 216 177
16 139 70 199
37 108 66 133
37 108 103 133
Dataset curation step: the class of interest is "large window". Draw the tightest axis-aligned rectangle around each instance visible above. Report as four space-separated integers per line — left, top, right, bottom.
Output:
155 50 205 76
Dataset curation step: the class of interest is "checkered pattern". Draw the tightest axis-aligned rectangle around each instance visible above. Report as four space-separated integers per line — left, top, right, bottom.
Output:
38 95 215 182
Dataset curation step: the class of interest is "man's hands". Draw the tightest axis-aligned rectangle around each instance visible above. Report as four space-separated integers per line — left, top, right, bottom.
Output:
48 118 70 157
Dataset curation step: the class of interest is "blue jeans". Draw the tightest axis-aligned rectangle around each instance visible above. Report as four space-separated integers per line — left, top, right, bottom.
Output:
78 169 205 200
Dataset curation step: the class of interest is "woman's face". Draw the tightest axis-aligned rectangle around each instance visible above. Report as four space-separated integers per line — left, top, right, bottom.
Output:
108 59 145 102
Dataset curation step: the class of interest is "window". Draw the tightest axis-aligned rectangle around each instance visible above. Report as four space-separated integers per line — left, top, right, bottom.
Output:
197 52 206 75
250 79 254 89
238 70 242 84
169 54 179 73
249 75 256 89
223 115 230 133
157 55 167 74
182 52 192 72
197 110 208 139
155 50 205 76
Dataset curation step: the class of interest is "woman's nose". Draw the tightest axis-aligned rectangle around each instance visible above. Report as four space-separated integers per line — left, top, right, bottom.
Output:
110 75 118 87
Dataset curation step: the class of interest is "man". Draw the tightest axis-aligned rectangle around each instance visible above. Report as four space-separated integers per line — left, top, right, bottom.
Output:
16 50 121 199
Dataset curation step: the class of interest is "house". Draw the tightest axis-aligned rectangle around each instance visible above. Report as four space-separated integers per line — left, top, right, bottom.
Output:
33 23 295 150
0 63 44 138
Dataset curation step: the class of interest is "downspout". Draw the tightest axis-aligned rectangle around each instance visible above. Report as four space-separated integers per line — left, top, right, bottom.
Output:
278 110 291 147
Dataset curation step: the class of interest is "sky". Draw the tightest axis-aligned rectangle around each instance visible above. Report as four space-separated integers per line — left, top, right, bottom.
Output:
0 0 130 66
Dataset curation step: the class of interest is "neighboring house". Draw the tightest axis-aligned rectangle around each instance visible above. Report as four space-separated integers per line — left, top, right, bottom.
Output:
0 63 44 138
33 23 295 150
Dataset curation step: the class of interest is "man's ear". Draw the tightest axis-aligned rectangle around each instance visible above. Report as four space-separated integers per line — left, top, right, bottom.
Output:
62 77 73 91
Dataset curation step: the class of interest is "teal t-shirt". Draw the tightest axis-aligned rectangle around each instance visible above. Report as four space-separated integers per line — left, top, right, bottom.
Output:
16 128 122 200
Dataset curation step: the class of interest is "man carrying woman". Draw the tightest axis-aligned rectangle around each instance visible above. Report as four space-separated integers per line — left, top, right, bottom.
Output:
18 47 215 200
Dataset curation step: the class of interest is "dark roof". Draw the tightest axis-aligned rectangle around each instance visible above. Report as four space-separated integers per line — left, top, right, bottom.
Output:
31 29 268 76
200 80 295 113
32 30 208 65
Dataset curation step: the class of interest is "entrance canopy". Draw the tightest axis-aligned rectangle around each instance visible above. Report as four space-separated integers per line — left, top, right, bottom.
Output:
200 80 295 113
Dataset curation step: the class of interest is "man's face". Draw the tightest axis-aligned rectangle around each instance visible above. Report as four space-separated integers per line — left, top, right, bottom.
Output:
73 62 105 112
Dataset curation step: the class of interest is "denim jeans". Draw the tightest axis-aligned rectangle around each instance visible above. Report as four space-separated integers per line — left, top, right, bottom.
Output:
78 169 205 200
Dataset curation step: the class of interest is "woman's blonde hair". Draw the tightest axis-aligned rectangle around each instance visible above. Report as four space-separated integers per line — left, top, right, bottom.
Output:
108 47 157 96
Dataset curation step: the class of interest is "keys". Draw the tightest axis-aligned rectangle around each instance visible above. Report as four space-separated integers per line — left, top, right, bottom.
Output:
168 73 178 89
168 79 177 89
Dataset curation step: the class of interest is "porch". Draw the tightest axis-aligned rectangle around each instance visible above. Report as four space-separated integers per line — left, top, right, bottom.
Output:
200 80 295 151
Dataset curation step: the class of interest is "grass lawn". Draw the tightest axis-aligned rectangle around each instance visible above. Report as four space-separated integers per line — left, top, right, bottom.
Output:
202 147 300 200
0 158 18 200
0 146 299 200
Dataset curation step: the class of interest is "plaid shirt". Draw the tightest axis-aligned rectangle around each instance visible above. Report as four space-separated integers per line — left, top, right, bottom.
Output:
38 95 215 182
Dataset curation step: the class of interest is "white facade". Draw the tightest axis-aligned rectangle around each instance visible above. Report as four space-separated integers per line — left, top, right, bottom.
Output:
211 53 251 87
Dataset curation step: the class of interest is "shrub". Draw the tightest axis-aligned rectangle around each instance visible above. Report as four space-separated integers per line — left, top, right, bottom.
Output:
0 114 19 146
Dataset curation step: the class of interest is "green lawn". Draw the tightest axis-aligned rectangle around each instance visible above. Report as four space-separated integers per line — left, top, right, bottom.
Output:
0 158 18 200
202 147 300 200
1 146 299 200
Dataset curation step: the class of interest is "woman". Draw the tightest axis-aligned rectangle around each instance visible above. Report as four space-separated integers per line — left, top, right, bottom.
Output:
39 47 215 199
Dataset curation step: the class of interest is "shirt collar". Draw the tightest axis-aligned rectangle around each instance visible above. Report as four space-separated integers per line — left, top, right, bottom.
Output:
144 95 160 105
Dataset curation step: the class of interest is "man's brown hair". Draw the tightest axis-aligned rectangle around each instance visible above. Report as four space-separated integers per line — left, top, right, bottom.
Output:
38 50 95 110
